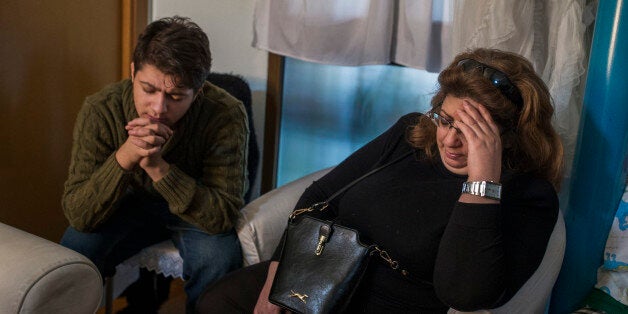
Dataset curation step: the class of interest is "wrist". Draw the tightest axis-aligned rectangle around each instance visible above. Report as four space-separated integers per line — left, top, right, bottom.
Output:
460 180 501 203
141 157 170 182
115 144 140 171
466 172 501 183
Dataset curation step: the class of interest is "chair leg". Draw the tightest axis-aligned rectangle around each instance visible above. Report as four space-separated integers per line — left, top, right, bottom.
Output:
119 268 171 312
104 276 114 314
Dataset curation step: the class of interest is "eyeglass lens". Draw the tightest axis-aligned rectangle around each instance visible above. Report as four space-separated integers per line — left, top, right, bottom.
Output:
429 112 460 133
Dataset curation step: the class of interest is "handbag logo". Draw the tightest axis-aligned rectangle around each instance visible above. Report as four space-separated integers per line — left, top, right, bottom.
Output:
289 290 309 304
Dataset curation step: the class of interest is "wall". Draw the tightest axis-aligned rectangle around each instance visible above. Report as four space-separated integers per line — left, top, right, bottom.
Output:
0 1 122 241
152 0 268 198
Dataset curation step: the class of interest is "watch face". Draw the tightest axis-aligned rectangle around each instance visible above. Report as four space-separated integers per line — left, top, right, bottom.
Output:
484 182 501 199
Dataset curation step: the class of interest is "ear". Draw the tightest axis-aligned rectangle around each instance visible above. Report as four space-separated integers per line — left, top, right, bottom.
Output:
130 62 135 81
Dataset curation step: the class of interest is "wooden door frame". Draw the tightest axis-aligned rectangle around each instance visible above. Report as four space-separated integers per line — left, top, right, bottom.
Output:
261 53 285 193
121 0 149 79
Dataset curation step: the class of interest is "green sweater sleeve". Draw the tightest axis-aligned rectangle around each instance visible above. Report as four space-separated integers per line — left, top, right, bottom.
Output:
153 92 249 234
62 99 133 232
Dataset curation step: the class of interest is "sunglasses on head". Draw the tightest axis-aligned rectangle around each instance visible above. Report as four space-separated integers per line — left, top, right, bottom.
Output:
457 58 524 109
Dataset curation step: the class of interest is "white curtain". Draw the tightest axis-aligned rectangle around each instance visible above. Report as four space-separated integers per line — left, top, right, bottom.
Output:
253 0 594 176
394 0 452 71
252 0 451 70
451 0 593 181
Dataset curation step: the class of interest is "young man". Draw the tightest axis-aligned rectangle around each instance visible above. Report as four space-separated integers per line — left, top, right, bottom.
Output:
60 16 248 313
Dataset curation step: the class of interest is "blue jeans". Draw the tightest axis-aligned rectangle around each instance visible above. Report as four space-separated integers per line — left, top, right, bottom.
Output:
60 191 242 312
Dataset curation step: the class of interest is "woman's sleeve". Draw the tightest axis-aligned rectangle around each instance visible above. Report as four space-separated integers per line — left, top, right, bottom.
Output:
433 176 559 311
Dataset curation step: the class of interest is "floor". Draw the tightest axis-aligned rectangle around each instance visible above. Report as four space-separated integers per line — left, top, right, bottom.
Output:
96 279 186 314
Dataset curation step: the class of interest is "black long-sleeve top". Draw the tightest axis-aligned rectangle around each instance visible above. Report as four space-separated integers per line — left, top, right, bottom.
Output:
275 113 558 313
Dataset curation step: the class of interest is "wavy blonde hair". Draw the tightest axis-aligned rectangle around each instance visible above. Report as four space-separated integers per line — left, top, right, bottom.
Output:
408 48 564 190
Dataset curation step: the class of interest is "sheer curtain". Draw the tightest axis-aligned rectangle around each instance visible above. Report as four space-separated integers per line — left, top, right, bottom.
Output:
253 0 593 179
450 0 593 184
252 0 451 69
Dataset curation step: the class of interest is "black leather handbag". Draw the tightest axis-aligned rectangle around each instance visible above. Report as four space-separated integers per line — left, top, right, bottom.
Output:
269 151 412 314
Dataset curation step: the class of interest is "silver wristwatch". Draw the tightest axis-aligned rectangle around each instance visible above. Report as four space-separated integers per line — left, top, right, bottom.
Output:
461 181 502 200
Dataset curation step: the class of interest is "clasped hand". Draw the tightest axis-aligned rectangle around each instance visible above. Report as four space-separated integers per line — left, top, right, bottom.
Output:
116 118 173 176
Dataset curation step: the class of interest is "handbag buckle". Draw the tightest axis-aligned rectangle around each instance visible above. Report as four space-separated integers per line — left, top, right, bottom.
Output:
315 224 332 255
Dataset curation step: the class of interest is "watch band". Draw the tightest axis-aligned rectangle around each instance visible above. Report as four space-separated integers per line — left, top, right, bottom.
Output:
461 181 502 200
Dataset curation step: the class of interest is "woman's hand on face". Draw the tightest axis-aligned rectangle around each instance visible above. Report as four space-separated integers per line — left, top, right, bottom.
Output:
455 100 502 182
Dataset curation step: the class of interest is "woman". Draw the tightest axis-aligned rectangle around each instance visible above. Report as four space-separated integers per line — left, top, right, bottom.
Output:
197 48 563 313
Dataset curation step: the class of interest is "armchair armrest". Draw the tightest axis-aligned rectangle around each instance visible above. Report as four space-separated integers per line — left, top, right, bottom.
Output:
0 222 102 313
237 167 334 266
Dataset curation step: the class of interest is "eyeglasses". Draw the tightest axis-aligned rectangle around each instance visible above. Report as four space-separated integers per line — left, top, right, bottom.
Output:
426 110 461 134
457 58 524 109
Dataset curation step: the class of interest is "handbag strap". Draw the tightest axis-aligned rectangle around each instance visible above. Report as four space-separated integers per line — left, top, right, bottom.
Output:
324 150 414 203
289 150 423 281
290 150 413 219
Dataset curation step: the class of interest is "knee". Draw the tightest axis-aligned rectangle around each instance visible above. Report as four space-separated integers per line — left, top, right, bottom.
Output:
60 227 110 273
186 248 242 281
194 271 245 314
182 231 243 274
195 262 270 313
60 227 98 256
195 284 219 314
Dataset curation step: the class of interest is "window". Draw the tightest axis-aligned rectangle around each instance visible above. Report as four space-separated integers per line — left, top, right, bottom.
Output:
277 57 439 185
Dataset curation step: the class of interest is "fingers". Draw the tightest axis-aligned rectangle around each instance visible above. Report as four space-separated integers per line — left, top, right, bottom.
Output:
126 118 173 139
125 118 172 152
128 126 172 140
475 103 500 135
456 101 500 139
128 135 166 151
122 121 171 162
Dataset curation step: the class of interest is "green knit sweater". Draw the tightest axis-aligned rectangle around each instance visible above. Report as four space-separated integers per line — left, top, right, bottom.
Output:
62 79 249 234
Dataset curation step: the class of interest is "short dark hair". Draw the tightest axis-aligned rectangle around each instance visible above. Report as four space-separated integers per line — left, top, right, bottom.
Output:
133 16 211 90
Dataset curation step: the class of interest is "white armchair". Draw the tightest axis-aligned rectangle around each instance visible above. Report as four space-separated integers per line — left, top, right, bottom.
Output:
236 167 333 265
0 222 102 314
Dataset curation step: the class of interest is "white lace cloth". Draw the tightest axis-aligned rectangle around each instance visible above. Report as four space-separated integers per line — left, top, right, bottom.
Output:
121 240 184 278
104 241 183 303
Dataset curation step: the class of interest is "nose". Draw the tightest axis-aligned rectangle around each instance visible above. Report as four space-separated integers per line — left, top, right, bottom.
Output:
152 93 168 114
442 127 462 146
